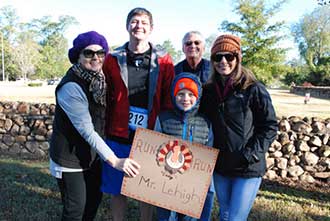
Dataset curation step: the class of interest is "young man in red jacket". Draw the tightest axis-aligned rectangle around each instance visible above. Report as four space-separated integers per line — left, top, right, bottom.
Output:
101 7 175 221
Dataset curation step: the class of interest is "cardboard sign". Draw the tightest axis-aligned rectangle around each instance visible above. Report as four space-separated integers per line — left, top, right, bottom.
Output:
121 128 219 218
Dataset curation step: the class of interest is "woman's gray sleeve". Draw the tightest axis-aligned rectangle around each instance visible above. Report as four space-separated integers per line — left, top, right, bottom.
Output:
57 82 115 161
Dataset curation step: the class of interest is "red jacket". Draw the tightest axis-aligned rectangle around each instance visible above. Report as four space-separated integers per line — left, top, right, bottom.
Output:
103 43 174 139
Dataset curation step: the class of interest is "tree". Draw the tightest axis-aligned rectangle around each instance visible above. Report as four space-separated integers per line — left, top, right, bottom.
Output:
12 30 41 80
159 39 183 64
219 0 288 85
282 59 310 86
0 6 78 80
291 5 330 85
0 6 21 80
29 15 78 79
318 0 330 6
203 34 217 60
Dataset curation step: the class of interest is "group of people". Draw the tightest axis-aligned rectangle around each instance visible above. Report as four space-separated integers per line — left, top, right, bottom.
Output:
49 7 278 221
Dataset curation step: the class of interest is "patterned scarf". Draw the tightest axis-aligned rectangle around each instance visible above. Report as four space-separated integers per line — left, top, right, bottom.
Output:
71 64 107 106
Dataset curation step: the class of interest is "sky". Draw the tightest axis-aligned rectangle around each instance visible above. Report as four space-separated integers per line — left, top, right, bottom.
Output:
0 0 320 60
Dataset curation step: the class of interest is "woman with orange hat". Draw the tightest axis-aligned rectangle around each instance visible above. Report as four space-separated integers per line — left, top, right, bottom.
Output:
200 34 278 221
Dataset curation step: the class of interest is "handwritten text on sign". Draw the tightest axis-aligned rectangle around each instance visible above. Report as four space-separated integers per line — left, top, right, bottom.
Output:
121 128 219 218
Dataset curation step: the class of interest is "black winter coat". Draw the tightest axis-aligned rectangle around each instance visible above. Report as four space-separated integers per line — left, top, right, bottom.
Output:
200 81 278 177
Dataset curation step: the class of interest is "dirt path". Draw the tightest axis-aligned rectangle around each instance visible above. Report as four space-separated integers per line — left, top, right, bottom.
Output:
269 89 330 119
0 82 329 118
0 82 56 104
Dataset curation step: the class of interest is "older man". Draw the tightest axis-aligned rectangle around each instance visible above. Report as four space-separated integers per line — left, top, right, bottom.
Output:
175 31 210 83
173 33 214 221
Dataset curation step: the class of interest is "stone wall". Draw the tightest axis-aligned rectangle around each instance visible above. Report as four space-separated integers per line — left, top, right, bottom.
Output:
290 86 330 99
0 101 55 159
265 116 330 183
0 101 329 183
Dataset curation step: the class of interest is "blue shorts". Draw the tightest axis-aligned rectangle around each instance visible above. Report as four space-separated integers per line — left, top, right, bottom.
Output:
101 139 131 195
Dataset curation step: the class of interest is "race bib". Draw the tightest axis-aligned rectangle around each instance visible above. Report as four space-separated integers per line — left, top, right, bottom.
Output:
129 106 148 131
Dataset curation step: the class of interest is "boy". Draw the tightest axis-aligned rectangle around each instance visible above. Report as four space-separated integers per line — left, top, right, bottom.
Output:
155 72 215 221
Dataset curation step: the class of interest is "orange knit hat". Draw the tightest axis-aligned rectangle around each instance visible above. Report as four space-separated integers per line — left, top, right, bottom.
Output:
211 34 241 56
173 78 199 98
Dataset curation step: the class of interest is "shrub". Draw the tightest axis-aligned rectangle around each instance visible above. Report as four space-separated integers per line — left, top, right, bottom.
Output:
28 82 42 87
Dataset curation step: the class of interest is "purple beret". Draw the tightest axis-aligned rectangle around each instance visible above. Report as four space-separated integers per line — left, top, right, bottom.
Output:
68 31 109 64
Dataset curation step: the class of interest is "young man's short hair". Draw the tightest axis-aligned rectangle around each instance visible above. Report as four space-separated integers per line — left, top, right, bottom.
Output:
126 7 153 29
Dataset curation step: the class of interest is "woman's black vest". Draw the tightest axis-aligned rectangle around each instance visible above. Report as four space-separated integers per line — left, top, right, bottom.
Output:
49 69 105 169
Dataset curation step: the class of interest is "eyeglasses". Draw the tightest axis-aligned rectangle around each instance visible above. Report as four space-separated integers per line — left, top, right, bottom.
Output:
82 49 106 59
211 53 236 62
184 40 201 46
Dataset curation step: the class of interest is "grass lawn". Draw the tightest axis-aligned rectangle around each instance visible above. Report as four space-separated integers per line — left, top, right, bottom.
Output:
0 156 329 221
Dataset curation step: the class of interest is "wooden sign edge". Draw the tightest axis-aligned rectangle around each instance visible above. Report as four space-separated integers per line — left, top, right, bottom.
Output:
121 128 220 218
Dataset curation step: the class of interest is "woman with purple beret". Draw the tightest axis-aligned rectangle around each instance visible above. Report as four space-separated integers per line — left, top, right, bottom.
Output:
49 31 140 220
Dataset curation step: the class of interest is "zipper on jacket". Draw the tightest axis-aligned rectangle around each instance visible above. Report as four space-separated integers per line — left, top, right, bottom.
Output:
218 102 225 114
182 121 187 140
189 125 194 142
